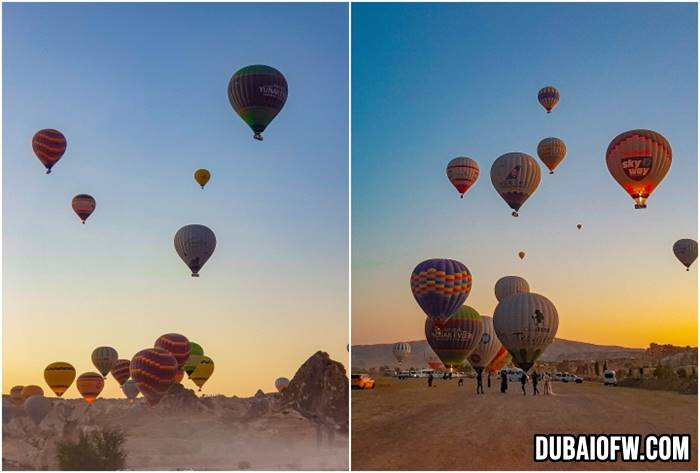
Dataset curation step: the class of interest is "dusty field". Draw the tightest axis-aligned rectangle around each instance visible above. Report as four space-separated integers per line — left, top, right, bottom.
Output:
352 377 697 470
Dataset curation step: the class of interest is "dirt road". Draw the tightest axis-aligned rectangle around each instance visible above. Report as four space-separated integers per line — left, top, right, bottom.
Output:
352 377 696 470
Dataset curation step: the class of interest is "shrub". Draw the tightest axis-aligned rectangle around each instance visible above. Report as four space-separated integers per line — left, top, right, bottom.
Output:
56 427 127 470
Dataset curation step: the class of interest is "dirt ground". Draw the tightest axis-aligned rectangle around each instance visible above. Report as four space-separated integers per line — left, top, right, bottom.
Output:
351 377 697 470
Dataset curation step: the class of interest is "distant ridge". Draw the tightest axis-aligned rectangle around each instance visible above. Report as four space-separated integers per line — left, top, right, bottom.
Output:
351 338 646 370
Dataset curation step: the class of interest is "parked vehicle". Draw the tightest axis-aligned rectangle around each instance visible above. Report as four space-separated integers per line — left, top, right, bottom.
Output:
351 373 376 389
560 373 583 383
603 370 617 386
498 368 526 382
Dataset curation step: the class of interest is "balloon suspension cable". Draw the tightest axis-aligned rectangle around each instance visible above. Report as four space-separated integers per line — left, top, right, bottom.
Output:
253 133 263 141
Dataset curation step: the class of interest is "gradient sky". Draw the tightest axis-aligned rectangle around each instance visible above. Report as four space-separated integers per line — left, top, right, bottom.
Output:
352 3 697 348
3 3 348 398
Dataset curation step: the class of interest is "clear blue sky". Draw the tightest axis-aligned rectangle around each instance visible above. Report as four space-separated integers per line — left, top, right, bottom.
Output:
3 3 348 397
352 3 697 347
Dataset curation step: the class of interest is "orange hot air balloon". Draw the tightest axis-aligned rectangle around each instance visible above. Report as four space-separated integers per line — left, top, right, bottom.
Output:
21 385 44 402
606 130 671 209
174 370 185 384
446 157 480 198
537 137 567 174
72 194 96 223
76 372 104 405
10 386 24 405
537 86 560 113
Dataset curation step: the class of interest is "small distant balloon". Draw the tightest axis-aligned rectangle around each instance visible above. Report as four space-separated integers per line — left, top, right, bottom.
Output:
446 157 480 199
392 342 411 363
537 137 566 174
10 386 24 406
194 169 210 189
184 342 204 378
72 194 96 224
44 362 76 397
518 251 525 260
537 86 560 113
275 377 290 392
92 347 118 378
577 224 582 230
76 372 105 405
228 65 288 141
32 129 66 174
21 385 44 402
606 129 671 209
122 379 140 401
190 356 214 391
673 239 698 271
174 224 217 277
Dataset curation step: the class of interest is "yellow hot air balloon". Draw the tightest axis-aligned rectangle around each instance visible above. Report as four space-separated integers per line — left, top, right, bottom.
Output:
194 169 211 189
537 137 567 174
190 356 214 391
44 362 76 397
606 129 671 209
76 372 104 405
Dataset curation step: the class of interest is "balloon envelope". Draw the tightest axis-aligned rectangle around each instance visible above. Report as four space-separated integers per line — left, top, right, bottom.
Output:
228 65 288 141
392 342 412 363
487 346 512 374
174 224 216 277
467 316 503 373
110 359 131 386
424 306 483 369
194 169 210 189
92 347 118 377
24 395 51 426
10 386 24 406
446 157 480 198
32 129 66 173
411 259 472 325
275 377 290 392
537 137 566 174
76 372 105 405
130 348 178 406
494 276 530 302
72 194 96 223
44 362 76 397
673 239 698 271
493 293 559 372
122 379 140 401
21 385 44 402
606 129 671 209
184 342 204 377
191 356 215 390
490 153 541 217
537 86 560 113
155 333 191 371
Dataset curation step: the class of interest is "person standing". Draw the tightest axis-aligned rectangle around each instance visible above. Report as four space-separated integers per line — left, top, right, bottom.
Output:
500 370 508 393
487 372 492 389
520 372 528 395
543 372 551 395
532 371 540 395
476 370 484 394
428 372 434 387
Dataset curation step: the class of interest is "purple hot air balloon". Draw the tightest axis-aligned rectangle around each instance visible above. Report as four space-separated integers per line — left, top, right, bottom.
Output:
410 259 472 325
130 348 178 406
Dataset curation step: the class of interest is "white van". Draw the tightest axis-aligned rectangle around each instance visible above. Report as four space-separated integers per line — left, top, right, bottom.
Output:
498 368 526 382
603 370 617 386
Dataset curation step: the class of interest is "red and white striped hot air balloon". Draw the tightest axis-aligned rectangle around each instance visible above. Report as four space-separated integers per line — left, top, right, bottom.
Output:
446 157 480 198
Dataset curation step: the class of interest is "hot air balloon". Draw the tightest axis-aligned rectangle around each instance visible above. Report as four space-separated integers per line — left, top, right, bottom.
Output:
424 306 483 370
122 379 140 401
155 333 191 371
130 348 178 406
190 356 214 391
32 129 66 174
446 157 480 198
174 224 216 277
491 152 541 217
577 224 582 230
494 276 530 302
76 372 105 405
228 65 288 141
21 385 44 402
44 362 76 397
486 346 512 374
493 293 558 373
518 251 525 260
275 377 290 392
537 86 560 113
392 342 412 363
410 259 472 325
92 347 118 378
606 129 672 209
673 239 698 271
184 342 204 378
537 137 567 174
10 386 24 406
72 194 96 224
467 316 503 374
24 395 51 426
110 359 131 386
194 169 210 189
174 370 185 384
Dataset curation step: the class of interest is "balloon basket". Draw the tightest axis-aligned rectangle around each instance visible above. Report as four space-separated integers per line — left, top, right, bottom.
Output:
253 133 263 141
191 273 200 278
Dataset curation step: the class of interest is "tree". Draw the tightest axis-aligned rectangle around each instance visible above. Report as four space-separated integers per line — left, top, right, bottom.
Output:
56 427 127 470
603 360 608 372
594 360 600 376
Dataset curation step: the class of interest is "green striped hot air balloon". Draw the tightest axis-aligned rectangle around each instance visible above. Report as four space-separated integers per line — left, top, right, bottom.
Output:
184 342 204 378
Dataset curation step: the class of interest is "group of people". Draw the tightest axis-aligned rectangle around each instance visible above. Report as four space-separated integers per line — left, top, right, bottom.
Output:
426 369 556 395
